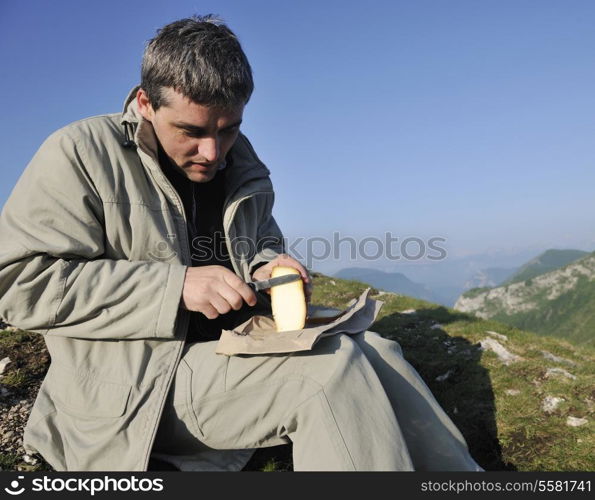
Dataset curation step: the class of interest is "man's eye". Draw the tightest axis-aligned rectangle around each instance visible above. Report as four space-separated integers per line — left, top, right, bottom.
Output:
184 131 204 138
221 126 240 135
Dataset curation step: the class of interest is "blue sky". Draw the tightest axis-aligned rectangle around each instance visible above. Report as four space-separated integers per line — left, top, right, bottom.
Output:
1 0 594 271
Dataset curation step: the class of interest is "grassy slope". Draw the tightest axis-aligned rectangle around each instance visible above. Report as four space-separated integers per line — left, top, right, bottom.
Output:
308 273 594 471
1 273 593 471
489 275 595 346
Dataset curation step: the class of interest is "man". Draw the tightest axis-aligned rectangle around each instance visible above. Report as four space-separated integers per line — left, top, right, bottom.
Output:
0 16 483 471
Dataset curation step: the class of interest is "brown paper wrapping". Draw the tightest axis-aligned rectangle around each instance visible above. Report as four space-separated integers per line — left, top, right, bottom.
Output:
216 288 383 356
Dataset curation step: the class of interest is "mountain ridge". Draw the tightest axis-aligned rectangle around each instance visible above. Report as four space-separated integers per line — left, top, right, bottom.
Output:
503 249 590 286
333 267 448 305
455 252 595 346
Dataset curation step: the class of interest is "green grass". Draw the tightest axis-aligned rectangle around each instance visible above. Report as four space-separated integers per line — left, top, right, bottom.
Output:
0 329 49 392
0 369 29 388
0 453 22 470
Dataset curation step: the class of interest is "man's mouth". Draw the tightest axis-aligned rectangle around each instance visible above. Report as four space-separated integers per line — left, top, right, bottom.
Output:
189 162 216 170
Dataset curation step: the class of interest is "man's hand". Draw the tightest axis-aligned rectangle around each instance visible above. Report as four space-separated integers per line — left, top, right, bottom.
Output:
181 265 257 318
251 254 313 303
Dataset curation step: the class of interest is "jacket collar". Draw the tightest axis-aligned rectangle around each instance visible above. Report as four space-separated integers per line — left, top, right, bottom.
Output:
120 85 141 126
120 85 161 160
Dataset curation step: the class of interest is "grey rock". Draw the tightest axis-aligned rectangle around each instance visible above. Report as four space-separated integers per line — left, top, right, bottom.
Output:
486 330 508 341
435 369 454 382
0 357 11 375
23 454 39 465
545 367 577 380
566 416 588 427
541 350 576 367
480 338 523 365
542 396 565 414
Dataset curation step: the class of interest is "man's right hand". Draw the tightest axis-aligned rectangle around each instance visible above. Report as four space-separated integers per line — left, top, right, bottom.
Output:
180 265 258 319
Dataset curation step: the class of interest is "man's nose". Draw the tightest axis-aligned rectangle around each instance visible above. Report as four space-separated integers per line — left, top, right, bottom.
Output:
198 137 220 163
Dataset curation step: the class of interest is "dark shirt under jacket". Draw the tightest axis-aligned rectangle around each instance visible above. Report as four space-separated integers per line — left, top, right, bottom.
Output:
159 148 269 342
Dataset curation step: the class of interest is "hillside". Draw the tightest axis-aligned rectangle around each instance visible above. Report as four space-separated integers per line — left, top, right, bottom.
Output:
455 252 595 346
503 249 590 285
1 273 593 472
308 274 593 471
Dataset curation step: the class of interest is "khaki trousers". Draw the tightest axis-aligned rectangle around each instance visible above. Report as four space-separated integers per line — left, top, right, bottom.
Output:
151 331 483 471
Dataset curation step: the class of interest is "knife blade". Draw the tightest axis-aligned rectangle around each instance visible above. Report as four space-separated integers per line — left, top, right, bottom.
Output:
248 273 302 292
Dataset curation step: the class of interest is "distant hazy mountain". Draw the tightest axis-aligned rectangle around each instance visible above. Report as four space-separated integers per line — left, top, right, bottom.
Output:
464 267 518 291
502 249 590 285
428 285 465 308
333 267 447 305
354 247 544 298
319 248 592 309
455 252 595 346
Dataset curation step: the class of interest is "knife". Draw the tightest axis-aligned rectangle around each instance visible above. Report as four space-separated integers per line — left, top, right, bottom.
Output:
248 273 302 292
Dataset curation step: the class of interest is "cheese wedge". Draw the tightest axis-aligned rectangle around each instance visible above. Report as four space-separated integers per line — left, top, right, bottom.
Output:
270 266 306 332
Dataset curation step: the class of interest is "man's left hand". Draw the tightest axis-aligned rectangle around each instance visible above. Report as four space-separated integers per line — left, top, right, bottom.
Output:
251 254 312 303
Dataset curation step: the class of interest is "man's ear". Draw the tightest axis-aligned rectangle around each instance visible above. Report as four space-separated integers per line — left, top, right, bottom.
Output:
136 88 154 121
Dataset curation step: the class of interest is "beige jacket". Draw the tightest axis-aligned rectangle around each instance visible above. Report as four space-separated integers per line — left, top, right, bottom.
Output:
0 87 284 470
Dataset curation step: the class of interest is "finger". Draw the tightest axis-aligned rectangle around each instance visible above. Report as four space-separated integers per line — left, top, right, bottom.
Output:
276 257 311 299
251 264 271 281
201 303 220 320
217 285 245 311
209 293 233 316
305 282 313 303
276 254 309 281
223 272 258 307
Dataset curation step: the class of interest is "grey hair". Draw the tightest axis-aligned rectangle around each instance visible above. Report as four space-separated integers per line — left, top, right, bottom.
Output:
141 15 254 110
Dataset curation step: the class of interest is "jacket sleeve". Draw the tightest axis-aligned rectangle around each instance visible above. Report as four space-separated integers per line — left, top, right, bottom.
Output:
0 128 187 340
247 194 287 278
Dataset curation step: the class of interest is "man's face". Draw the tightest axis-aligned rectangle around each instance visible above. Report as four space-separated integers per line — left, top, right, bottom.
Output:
137 87 244 182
